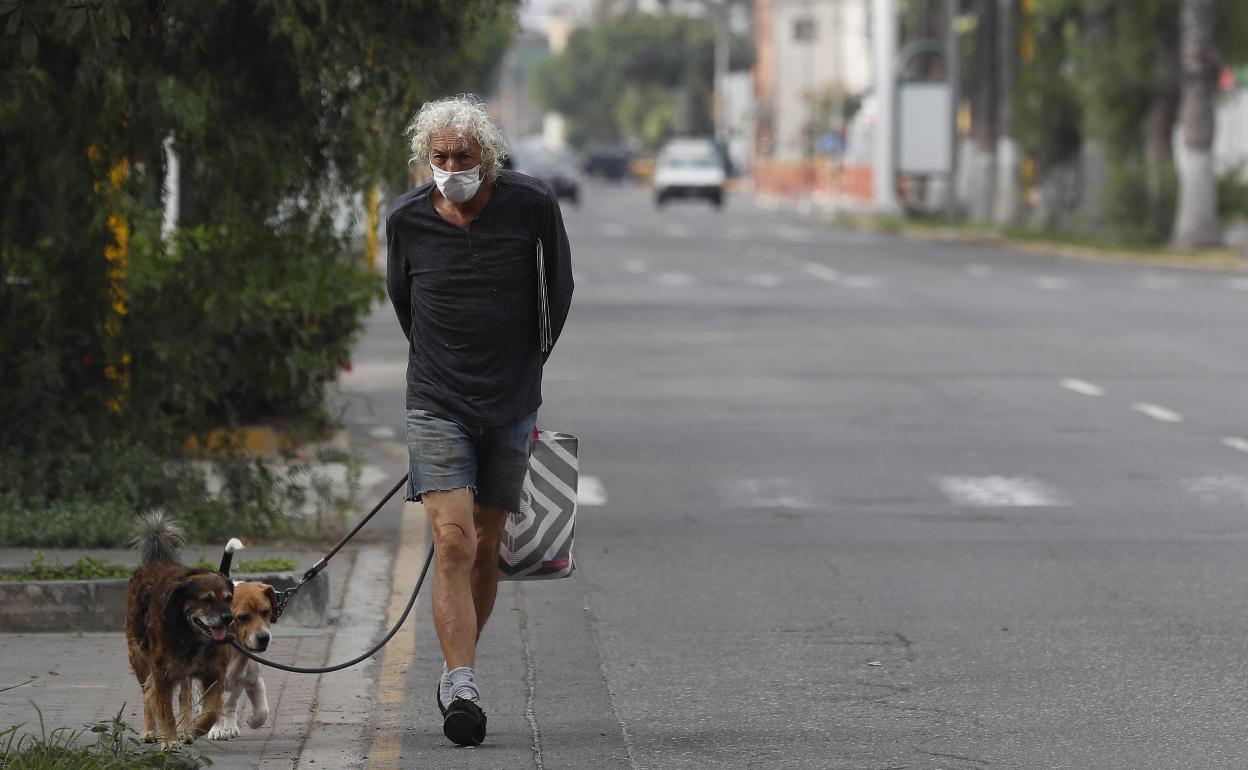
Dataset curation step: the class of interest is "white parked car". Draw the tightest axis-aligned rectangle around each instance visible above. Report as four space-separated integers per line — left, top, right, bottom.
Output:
652 138 726 209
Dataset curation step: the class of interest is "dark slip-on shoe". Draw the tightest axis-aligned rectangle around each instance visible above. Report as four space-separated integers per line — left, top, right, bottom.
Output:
442 697 487 746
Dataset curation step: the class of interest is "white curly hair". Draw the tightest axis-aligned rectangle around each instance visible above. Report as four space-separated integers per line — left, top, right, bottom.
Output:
406 94 510 182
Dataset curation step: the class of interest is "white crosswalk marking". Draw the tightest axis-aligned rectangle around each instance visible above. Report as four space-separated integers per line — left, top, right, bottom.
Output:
578 475 607 506
722 478 816 509
1061 378 1106 397
1222 437 1248 454
1184 477 1248 506
938 476 1066 507
1130 402 1183 423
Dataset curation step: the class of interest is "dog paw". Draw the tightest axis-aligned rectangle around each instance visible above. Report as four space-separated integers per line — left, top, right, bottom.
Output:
139 731 156 744
206 720 240 741
247 710 269 729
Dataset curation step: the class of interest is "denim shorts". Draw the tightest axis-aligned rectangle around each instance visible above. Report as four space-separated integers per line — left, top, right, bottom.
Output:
405 409 538 512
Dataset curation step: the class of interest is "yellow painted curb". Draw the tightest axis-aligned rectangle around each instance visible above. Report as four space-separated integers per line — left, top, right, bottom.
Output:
367 500 428 768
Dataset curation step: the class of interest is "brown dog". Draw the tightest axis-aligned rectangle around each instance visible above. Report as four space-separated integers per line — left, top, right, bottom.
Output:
125 512 233 747
206 581 277 739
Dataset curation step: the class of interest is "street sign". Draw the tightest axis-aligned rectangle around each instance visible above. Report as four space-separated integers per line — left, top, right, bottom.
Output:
897 81 953 175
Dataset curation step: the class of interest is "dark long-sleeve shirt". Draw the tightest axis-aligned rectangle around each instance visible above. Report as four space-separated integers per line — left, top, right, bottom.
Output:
385 169 573 426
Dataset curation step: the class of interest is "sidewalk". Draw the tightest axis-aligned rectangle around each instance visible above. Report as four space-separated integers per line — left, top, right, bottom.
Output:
0 433 406 769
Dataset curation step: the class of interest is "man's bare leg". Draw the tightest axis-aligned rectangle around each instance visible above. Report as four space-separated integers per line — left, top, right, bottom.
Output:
423 488 478 670
470 504 508 641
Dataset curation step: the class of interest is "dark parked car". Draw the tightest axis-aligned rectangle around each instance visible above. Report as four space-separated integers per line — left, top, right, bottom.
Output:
514 147 581 206
582 144 634 181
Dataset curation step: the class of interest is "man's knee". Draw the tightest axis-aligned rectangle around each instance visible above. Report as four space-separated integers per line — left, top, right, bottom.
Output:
434 522 475 570
425 491 477 571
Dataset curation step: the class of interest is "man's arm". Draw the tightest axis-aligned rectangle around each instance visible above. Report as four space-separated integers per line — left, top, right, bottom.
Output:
540 190 574 362
385 216 413 342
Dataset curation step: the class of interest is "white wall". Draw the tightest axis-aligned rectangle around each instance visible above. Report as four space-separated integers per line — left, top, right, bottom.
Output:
769 0 871 160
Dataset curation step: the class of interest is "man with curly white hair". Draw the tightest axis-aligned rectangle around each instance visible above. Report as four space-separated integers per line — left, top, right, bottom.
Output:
385 94 573 747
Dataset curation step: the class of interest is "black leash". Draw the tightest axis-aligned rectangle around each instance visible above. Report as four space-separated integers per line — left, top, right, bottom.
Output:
227 473 437 674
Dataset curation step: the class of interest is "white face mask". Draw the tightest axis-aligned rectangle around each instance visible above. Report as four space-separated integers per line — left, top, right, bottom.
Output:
429 161 483 203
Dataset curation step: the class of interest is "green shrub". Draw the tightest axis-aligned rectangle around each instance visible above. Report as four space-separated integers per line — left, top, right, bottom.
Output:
1218 165 1248 222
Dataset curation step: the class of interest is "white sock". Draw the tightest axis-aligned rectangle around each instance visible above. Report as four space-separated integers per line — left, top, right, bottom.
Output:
439 663 452 705
448 666 479 702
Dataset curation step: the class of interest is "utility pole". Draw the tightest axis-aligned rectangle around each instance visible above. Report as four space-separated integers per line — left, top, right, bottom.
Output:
713 3 730 144
872 0 901 213
945 0 961 220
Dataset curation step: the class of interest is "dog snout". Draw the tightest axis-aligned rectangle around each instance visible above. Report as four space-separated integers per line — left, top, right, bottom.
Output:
218 611 233 626
255 630 271 650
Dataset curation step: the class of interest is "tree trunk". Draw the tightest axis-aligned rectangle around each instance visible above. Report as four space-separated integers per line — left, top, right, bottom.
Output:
992 0 1021 226
1172 0 1221 250
1145 18 1181 234
967 0 998 222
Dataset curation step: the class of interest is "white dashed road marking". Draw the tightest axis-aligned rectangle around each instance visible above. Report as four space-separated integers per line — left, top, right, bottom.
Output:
840 275 883 289
368 425 397 440
744 273 782 288
1222 437 1248 454
1130 402 1184 423
777 226 816 243
664 224 692 239
1139 273 1182 290
965 264 993 278
938 476 1066 507
654 272 694 288
800 262 841 283
1061 378 1106 397
623 259 647 274
1228 278 1248 291
1033 276 1074 291
578 475 607 506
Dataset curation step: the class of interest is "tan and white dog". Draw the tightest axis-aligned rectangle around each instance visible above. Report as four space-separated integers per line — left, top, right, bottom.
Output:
206 579 277 739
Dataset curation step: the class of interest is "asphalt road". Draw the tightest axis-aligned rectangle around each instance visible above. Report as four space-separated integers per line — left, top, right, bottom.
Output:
336 179 1248 769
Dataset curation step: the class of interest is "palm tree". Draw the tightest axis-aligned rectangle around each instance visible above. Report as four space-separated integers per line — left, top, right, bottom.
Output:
1172 0 1221 249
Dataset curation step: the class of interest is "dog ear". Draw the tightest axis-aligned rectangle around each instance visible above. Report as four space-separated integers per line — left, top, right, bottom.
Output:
160 578 191 620
262 584 279 618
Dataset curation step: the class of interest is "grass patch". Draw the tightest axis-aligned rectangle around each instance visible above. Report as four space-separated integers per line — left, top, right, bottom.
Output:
189 556 299 573
0 553 132 582
0 705 207 768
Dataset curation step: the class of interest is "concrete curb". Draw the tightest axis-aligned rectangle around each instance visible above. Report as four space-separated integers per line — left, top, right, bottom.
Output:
820 213 1248 273
0 569 330 633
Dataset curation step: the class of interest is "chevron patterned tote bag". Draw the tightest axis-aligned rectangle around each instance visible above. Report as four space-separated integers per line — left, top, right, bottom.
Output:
499 430 579 581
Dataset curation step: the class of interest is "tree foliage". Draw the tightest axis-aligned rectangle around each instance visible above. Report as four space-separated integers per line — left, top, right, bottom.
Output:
532 13 750 149
0 0 515 537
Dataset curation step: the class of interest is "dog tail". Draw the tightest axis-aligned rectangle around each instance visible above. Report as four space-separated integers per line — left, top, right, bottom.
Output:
131 510 186 565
